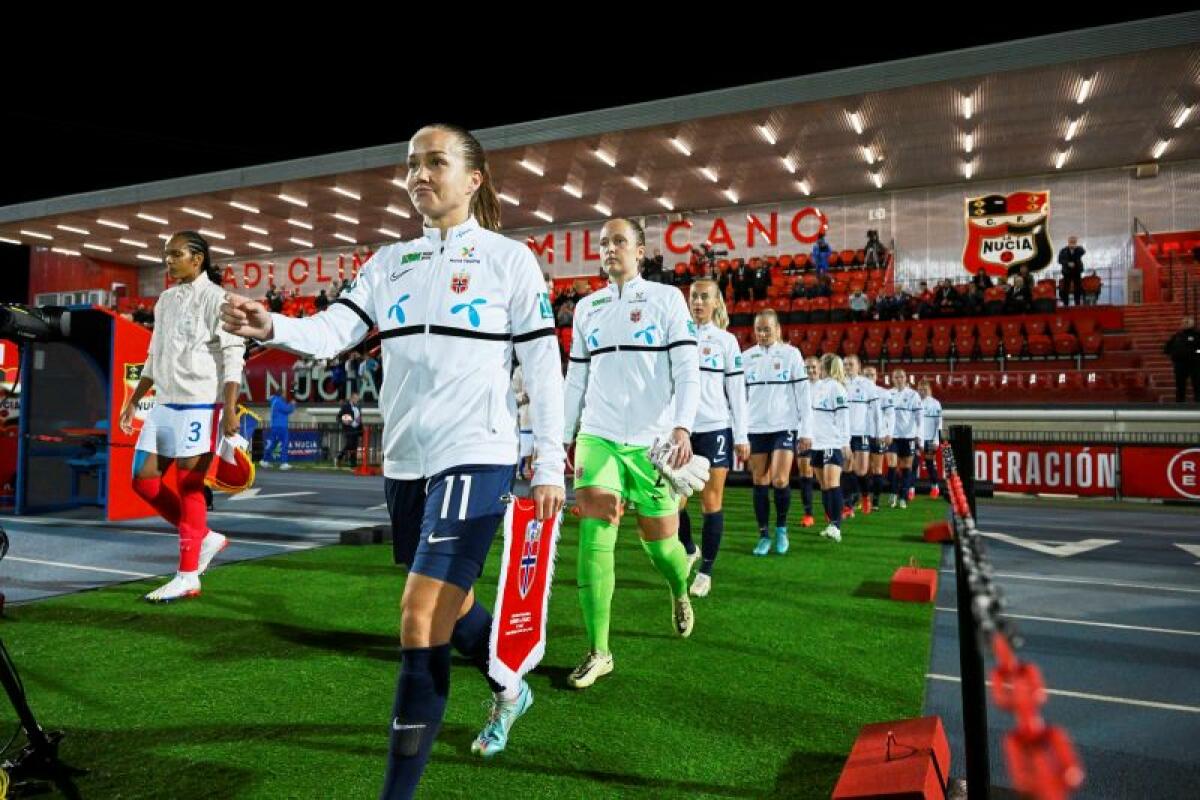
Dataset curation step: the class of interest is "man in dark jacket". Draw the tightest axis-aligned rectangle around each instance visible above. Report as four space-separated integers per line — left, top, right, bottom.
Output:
1164 316 1200 403
731 260 753 303
751 260 772 301
336 392 364 467
1057 236 1086 306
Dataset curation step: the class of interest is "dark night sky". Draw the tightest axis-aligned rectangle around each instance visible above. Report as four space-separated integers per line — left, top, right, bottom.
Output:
0 10 1191 208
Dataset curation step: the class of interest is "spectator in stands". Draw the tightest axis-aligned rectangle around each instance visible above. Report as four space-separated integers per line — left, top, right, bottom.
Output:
731 260 753 303
641 249 666 283
814 273 833 299
336 391 364 467
811 234 832 275
553 281 580 317
863 229 887 268
934 279 961 317
849 289 870 321
790 278 807 300
1164 316 1200 403
1006 275 1032 313
972 268 993 293
751 260 772 301
913 281 935 318
315 289 330 312
1057 236 1086 306
718 264 731 298
266 287 284 313
1082 270 1102 305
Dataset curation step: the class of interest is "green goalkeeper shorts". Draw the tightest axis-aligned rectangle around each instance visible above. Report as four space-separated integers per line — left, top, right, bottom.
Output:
573 433 678 517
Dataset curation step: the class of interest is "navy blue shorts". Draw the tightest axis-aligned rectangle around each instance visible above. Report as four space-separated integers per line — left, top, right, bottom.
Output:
749 430 795 455
850 435 871 454
869 437 887 455
923 441 939 457
692 428 734 469
893 438 916 458
386 463 515 591
810 448 846 469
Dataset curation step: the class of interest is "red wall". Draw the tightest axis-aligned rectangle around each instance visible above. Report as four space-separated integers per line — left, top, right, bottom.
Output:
28 249 141 303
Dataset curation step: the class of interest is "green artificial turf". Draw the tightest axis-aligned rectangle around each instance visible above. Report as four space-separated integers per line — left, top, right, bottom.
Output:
0 491 945 799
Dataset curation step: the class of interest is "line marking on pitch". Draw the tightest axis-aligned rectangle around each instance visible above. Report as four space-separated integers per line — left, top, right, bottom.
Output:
934 607 1200 637
2 557 154 578
926 674 1200 714
938 569 1200 595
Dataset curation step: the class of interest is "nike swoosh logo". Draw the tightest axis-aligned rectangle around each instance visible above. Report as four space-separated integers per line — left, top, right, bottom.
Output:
392 720 426 732
390 268 415 282
427 533 459 544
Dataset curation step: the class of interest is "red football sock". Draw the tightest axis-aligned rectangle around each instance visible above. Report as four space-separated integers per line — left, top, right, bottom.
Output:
132 476 181 526
176 469 209 573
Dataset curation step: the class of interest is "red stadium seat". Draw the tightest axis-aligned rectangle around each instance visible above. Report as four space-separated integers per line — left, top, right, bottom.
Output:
1053 334 1079 356
730 301 754 327
1027 334 1054 357
886 333 907 359
839 249 858 267
1026 319 1049 337
954 322 975 341
863 337 884 360
843 325 867 350
1081 332 1104 355
778 254 793 271
979 334 1001 358
855 249 867 266
805 327 824 351
1051 317 1073 336
933 322 954 340
866 324 887 341
888 324 908 341
1074 316 1098 336
931 335 953 359
794 253 810 271
956 334 976 359
911 322 931 341
909 331 930 359
1002 320 1024 339
810 297 831 323
984 286 1007 314
788 298 811 325
828 252 841 269
830 293 851 323
1004 333 1025 358
788 329 806 348
976 320 999 339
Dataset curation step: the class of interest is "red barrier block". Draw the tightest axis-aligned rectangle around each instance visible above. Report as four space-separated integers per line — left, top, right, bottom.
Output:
923 521 953 543
833 716 951 800
890 562 938 603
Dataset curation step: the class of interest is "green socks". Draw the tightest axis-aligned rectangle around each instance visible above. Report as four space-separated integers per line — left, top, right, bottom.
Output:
577 517 618 653
640 535 689 599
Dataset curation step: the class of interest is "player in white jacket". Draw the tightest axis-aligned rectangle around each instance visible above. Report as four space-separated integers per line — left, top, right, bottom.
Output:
863 365 893 510
844 355 883 515
563 216 701 690
811 353 851 541
222 124 566 795
679 278 749 598
918 378 944 498
888 367 925 509
120 231 243 603
795 356 820 527
744 309 813 556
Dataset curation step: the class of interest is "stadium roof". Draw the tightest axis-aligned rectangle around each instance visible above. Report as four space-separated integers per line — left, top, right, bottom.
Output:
1 13 1196 264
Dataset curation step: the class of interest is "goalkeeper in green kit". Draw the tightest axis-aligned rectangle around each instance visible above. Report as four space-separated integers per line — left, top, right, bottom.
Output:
562 217 708 689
